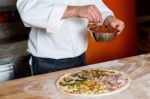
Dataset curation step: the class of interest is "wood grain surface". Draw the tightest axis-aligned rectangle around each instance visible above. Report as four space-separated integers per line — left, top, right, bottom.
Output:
0 53 150 99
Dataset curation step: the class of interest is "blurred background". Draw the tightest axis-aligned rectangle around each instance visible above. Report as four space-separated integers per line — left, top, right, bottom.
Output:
0 0 150 82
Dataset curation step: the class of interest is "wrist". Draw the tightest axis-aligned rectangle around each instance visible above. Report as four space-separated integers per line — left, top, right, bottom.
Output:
104 15 116 25
62 6 77 19
67 6 77 17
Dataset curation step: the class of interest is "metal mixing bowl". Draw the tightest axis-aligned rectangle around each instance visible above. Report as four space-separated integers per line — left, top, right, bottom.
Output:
89 30 117 42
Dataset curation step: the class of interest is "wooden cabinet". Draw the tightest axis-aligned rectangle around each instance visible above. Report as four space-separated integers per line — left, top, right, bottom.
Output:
136 1 150 54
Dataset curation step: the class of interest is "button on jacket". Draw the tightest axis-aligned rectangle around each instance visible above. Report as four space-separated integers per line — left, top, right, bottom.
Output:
17 0 114 59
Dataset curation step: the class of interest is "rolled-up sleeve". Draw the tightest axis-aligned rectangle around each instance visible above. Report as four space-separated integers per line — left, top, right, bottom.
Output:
47 4 67 33
96 0 114 22
17 0 67 33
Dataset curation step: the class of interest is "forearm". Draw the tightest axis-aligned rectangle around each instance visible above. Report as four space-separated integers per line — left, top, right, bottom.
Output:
62 5 102 23
62 6 77 19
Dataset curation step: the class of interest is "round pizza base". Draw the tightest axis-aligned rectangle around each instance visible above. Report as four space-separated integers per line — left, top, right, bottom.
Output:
56 69 131 97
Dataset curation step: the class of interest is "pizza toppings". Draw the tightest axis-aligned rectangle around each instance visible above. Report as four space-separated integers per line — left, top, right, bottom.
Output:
89 25 119 33
64 77 74 82
57 69 130 96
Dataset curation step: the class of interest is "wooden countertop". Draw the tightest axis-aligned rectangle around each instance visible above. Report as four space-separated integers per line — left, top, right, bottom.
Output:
0 53 150 99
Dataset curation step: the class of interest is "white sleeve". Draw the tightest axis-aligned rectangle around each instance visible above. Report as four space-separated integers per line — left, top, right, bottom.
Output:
95 0 114 22
17 0 68 33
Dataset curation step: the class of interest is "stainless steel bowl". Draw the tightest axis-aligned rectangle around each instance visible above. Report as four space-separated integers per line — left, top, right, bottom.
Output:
90 30 117 42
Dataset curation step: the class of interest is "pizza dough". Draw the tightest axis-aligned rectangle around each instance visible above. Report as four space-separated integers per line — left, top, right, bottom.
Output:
56 69 131 97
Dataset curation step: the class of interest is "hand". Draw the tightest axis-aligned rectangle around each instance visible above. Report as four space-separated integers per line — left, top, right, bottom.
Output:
104 16 125 34
75 5 103 23
63 5 103 23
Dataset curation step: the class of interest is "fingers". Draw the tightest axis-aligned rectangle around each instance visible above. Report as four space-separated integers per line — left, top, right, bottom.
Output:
91 6 103 23
89 9 99 23
116 22 124 35
75 5 102 23
117 24 124 33
86 5 102 23
110 20 125 35
87 15 94 23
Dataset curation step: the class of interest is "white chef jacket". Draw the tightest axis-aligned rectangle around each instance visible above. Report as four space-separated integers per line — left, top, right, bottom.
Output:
17 0 114 59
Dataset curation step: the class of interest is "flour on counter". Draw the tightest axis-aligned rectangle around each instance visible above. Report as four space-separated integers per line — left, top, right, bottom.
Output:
23 79 60 98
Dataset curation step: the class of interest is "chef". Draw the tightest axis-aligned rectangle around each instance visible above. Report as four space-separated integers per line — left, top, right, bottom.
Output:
17 0 124 75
